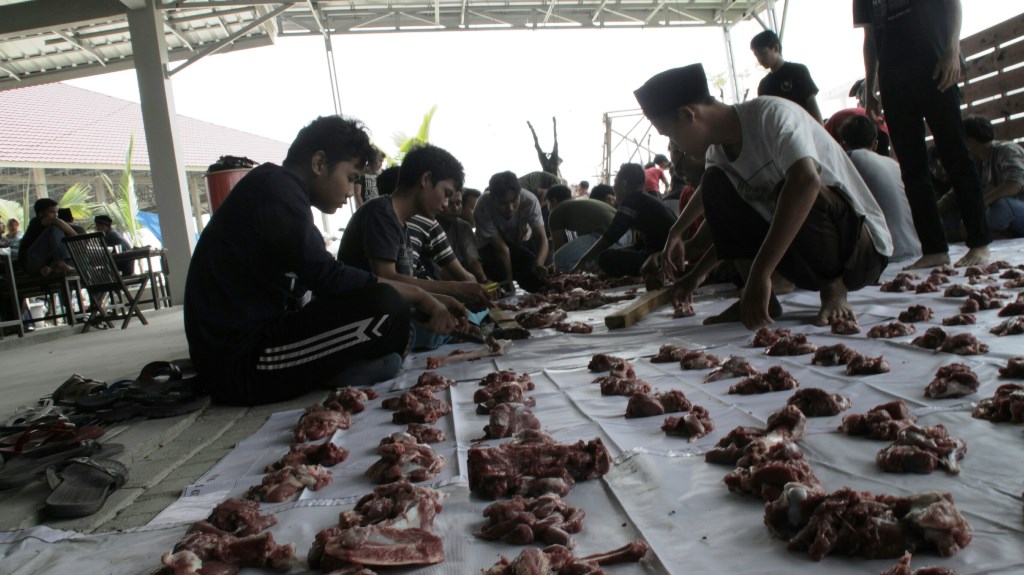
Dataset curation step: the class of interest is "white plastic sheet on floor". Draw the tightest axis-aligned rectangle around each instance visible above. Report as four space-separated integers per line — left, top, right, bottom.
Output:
3 241 1024 575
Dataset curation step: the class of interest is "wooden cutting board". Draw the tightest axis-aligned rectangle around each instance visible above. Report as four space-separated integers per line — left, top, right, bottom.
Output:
604 288 672 330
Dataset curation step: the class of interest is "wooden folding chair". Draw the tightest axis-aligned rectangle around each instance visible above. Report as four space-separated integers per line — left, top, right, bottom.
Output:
62 232 149 332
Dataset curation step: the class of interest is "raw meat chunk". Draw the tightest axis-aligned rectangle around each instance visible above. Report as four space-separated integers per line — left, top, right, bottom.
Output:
172 529 299 571
723 439 821 502
595 376 652 396
266 441 349 472
651 343 688 363
925 364 979 398
943 284 973 297
938 333 989 355
729 365 798 395
812 343 859 366
467 438 611 499
515 306 567 329
323 386 379 414
480 403 541 440
483 541 650 575
766 334 817 356
203 498 277 537
880 276 916 292
840 400 917 440
915 282 940 293
705 356 759 382
899 305 934 323
867 321 916 339
991 317 1024 336
764 485 972 561
673 300 696 318
998 300 1024 317
847 354 891 375
998 357 1024 378
662 405 714 441
941 314 975 326
972 383 1024 422
931 264 956 276
295 405 351 442
678 350 722 370
337 481 444 530
787 388 851 416
244 465 332 503
879 551 958 575
831 317 861 334
405 423 446 443
705 405 807 465
310 526 444 572
553 321 593 334
625 389 691 418
387 389 452 424
365 443 445 484
475 493 584 546
876 424 966 474
911 327 947 350
589 353 626 371
413 372 456 393
751 326 791 347
475 380 536 414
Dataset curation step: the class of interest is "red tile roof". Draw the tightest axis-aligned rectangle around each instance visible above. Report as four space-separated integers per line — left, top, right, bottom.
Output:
0 83 289 169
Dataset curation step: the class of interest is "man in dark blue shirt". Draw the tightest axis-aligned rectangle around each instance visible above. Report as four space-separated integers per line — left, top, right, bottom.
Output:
184 116 457 405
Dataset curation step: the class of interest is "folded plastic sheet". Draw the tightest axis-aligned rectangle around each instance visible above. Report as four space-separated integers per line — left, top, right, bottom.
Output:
4 240 1024 574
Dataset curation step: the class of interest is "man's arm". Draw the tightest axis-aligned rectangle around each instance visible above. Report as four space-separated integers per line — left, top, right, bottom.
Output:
441 257 477 283
377 278 459 335
984 181 1024 205
862 27 881 119
530 224 549 269
662 187 706 275
935 0 964 92
571 236 613 272
742 157 821 327
369 258 490 311
805 94 824 124
41 216 77 236
482 233 515 292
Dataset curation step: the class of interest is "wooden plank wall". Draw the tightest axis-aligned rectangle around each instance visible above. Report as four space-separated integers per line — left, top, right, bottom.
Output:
960 12 1024 142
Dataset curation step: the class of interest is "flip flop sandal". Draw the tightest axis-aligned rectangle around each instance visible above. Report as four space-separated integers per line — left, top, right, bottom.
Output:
44 457 128 518
4 400 63 428
0 412 97 436
0 441 123 490
136 360 182 387
0 422 106 460
49 374 108 407
96 393 211 422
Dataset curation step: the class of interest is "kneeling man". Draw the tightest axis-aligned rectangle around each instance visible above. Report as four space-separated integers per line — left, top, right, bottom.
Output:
635 64 891 329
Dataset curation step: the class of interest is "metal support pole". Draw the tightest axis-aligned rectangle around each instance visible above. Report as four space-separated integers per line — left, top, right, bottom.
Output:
602 113 612 185
722 25 741 104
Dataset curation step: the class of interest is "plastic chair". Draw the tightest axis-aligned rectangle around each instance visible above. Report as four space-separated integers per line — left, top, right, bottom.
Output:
62 233 149 332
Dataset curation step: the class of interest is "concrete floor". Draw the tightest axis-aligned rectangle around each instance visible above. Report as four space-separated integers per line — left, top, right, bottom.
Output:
0 309 322 534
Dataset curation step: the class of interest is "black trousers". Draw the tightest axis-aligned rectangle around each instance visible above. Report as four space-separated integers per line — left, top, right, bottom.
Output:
204 283 411 406
479 241 546 293
880 70 990 254
597 248 654 278
701 166 886 292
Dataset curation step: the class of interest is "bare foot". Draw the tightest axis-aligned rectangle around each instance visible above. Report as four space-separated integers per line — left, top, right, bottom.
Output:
53 261 74 276
814 279 853 326
704 293 783 325
954 245 990 267
904 252 950 270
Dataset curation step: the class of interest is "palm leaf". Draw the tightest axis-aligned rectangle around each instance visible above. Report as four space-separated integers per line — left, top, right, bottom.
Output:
101 136 142 247
58 182 100 221
390 105 437 166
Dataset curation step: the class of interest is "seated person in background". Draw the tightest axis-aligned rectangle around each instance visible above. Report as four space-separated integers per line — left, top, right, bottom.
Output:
57 208 87 235
475 171 549 293
840 115 922 261
750 30 824 124
825 108 890 156
636 63 891 329
5 218 23 251
183 116 457 405
461 187 482 228
338 144 490 313
572 163 677 277
406 207 479 285
17 198 78 276
589 184 617 207
941 116 1024 239
374 165 400 197
643 154 671 198
438 189 488 283
546 184 622 272
95 213 135 274
519 170 560 235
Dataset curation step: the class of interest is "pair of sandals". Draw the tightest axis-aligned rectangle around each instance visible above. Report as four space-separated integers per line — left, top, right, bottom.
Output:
72 361 210 421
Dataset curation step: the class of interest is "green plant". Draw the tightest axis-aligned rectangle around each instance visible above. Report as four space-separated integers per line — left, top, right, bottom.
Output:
389 105 437 167
0 199 23 226
58 182 100 221
101 136 142 247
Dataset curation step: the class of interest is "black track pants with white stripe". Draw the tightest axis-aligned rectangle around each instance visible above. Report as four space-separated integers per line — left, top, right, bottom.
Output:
210 282 411 405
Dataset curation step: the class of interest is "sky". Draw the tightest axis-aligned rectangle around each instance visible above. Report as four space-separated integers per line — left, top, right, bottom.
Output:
66 0 1020 203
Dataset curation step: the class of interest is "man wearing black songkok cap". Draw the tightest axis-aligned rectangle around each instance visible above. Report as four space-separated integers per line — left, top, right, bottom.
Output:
634 63 893 330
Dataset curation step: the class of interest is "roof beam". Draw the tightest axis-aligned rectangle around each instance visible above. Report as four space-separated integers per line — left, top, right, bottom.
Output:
163 15 195 51
542 0 558 24
120 0 147 8
53 29 109 66
0 63 21 82
0 0 127 37
644 0 667 24
167 2 292 76
591 0 609 24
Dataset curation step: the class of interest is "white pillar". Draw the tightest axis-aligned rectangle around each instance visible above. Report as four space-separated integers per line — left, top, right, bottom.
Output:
127 0 197 306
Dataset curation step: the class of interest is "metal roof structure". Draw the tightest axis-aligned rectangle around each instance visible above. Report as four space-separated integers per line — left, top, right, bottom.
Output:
0 0 780 92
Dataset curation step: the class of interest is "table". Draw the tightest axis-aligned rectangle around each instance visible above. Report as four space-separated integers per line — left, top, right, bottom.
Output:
113 247 170 309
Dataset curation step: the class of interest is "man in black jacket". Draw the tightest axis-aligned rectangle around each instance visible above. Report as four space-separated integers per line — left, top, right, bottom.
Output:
184 116 458 406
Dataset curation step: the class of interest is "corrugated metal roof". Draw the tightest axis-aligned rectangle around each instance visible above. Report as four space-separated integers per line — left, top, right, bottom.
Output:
0 82 289 169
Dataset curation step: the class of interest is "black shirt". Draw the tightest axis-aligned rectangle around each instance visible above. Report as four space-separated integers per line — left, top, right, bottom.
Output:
854 0 950 78
600 191 677 252
184 163 376 363
757 62 819 114
16 217 44 270
338 196 414 276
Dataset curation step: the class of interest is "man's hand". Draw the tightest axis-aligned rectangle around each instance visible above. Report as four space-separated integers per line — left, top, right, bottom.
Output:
413 294 459 335
641 252 666 291
662 235 687 279
934 46 963 92
532 263 549 281
671 273 699 307
450 281 492 312
865 91 882 121
739 275 774 331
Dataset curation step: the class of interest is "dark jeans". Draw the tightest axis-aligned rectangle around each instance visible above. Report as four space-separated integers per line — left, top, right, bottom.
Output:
24 226 72 275
880 71 990 254
597 248 654 278
479 241 546 293
200 283 411 406
701 167 886 292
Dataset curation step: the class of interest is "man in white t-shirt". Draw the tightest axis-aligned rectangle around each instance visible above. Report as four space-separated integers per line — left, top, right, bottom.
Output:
634 63 892 330
474 171 549 293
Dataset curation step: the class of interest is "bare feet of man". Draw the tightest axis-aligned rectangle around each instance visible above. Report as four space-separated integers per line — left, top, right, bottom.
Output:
815 279 853 326
704 293 782 325
904 252 950 270
954 245 990 268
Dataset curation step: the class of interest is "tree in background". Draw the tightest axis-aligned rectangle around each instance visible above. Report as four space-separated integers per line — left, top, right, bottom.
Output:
101 136 142 247
389 105 437 167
